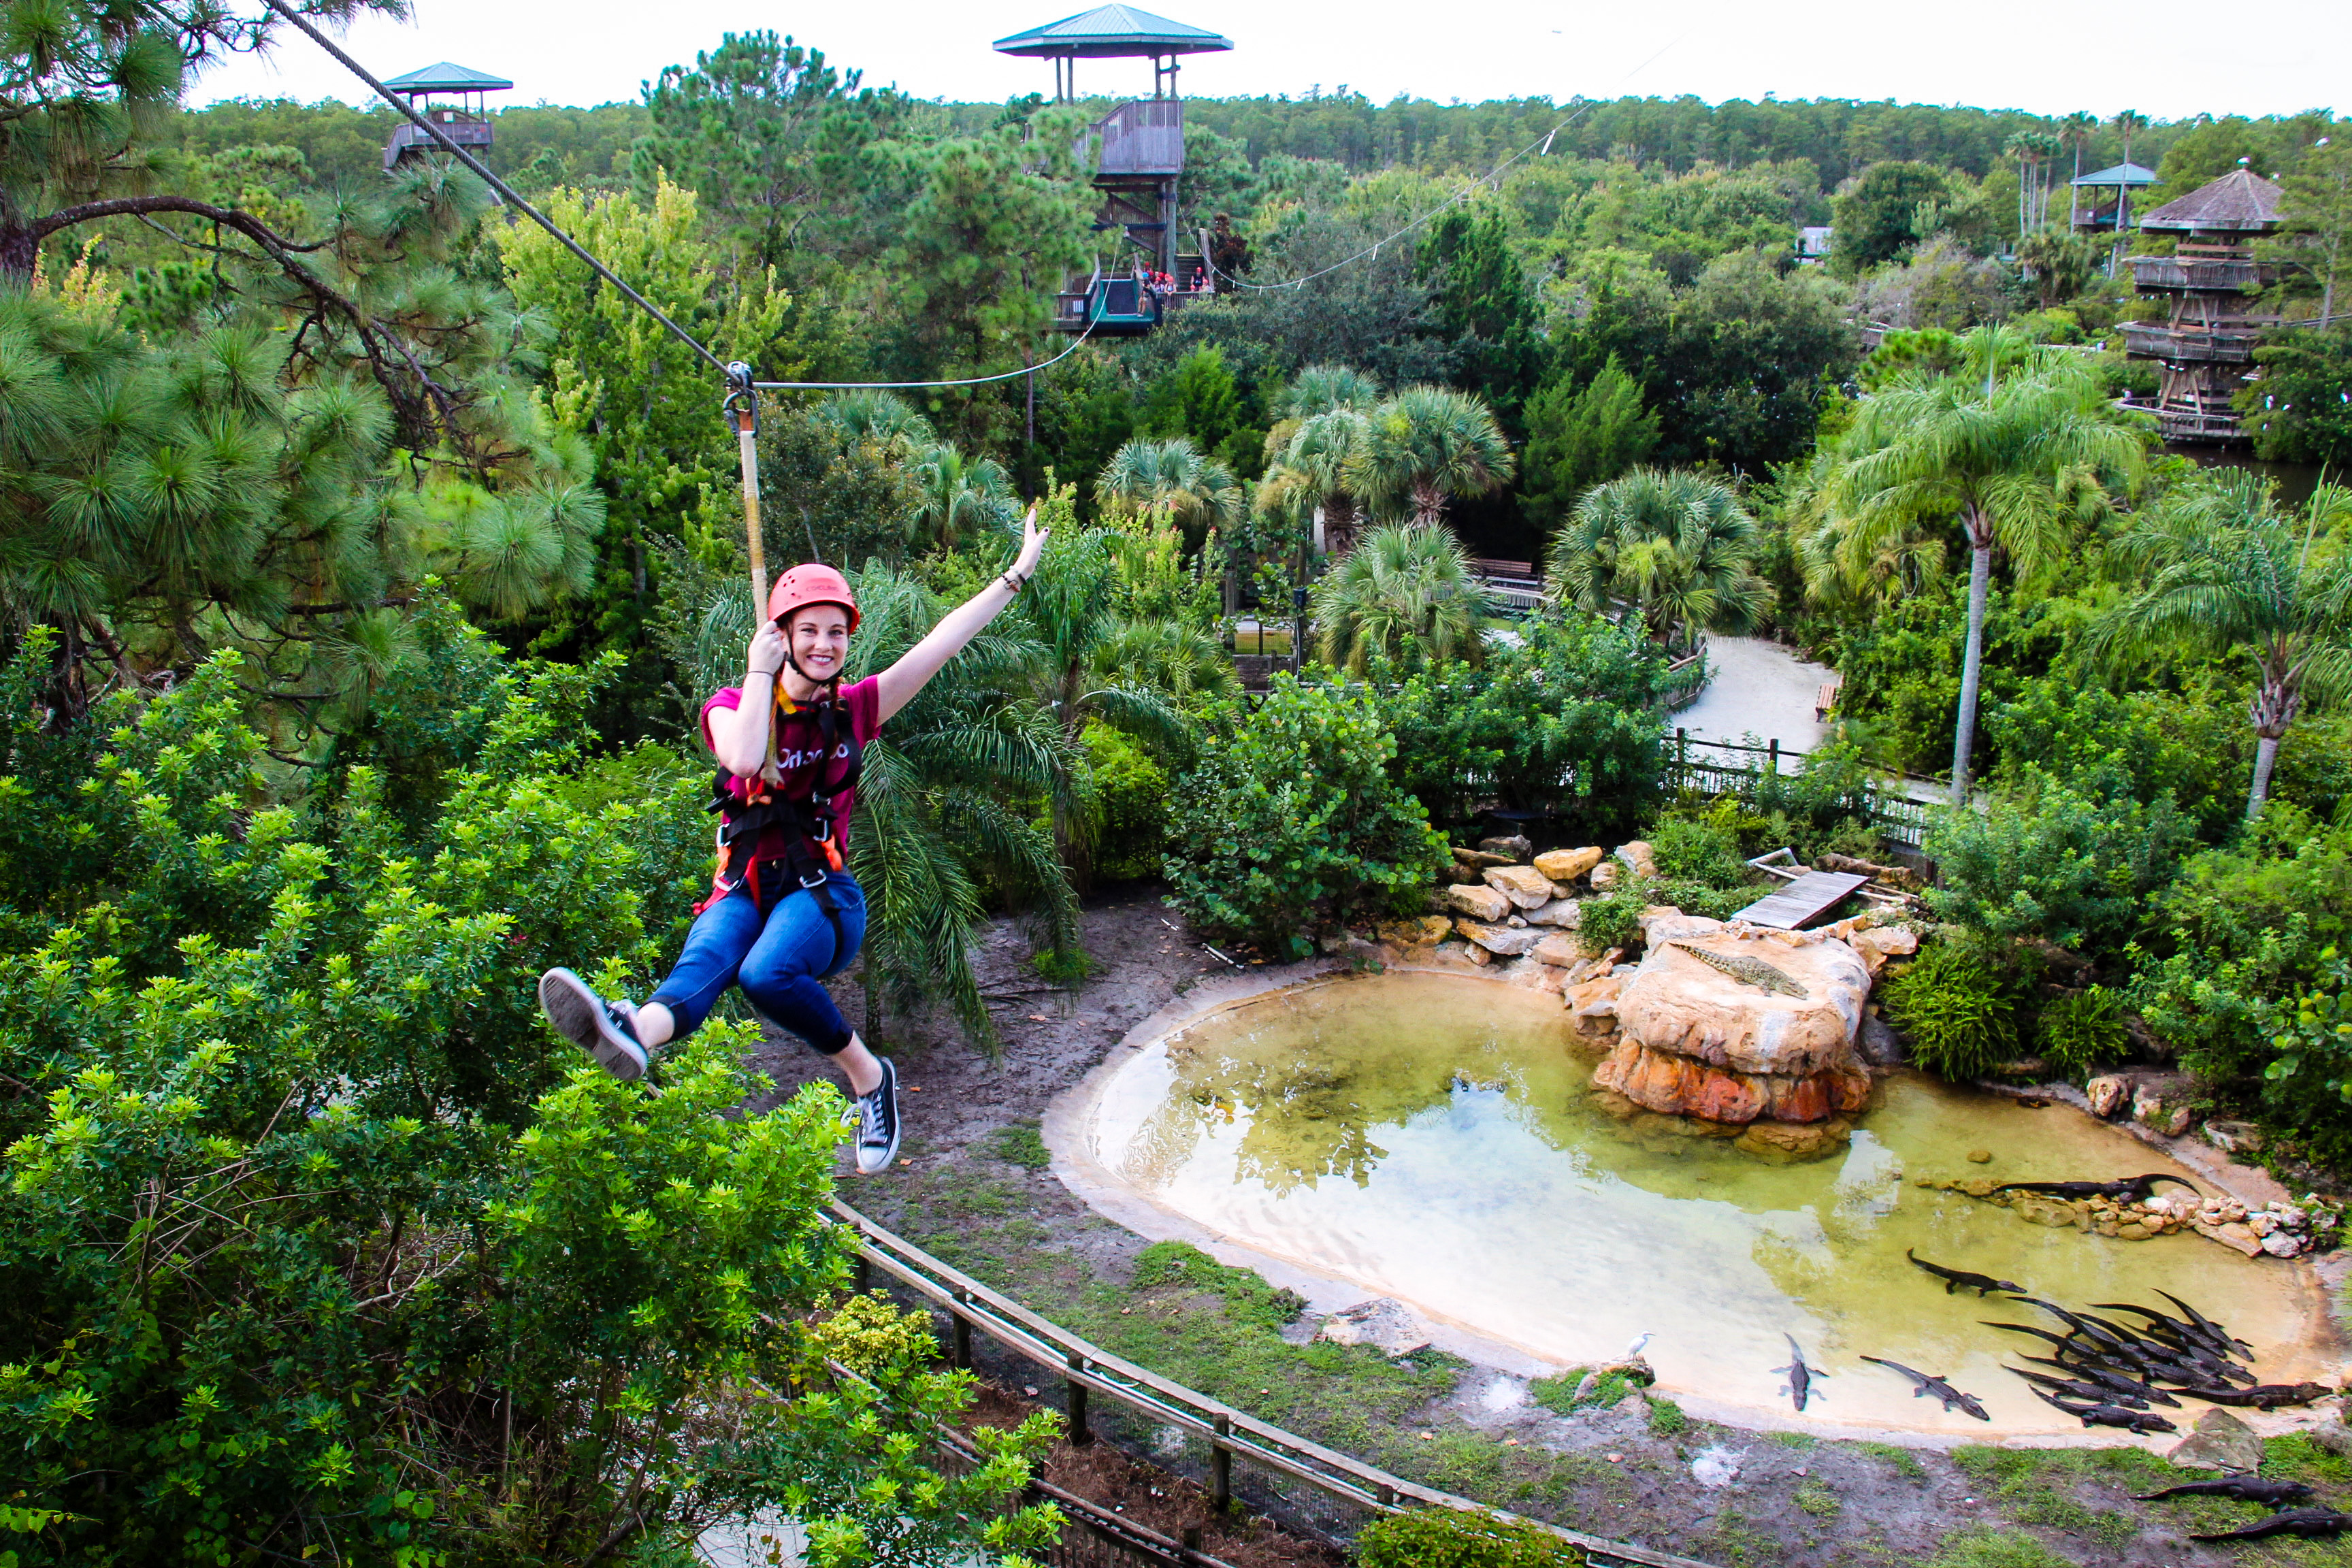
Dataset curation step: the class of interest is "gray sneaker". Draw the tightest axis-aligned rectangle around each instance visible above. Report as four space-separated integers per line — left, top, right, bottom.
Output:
538 968 648 1081
852 1057 902 1175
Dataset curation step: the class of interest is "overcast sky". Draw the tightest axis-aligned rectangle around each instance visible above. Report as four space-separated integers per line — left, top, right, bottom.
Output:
194 0 2347 124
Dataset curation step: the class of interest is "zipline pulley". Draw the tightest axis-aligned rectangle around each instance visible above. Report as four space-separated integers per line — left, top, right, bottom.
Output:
723 362 768 606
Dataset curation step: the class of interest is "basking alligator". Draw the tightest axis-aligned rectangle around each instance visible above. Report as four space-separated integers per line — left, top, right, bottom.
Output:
2158 1290 2255 1360
2006 1365 2146 1409
1667 942 1806 998
2014 1355 2180 1407
1861 1356 1989 1420
2170 1382 2333 1409
2138 1477 2314 1506
1772 1333 1826 1411
2026 1386 2177 1434
1904 1250 2022 1296
2190 1509 2352 1542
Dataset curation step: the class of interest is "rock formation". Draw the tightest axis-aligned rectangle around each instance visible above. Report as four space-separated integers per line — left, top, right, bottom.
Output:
1592 915 1874 1126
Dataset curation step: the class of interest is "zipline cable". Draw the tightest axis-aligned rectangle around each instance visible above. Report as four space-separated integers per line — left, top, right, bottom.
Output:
260 0 1111 395
255 0 728 374
1199 37 1681 294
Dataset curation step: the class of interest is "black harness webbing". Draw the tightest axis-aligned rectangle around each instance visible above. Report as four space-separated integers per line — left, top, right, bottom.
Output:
707 685 863 963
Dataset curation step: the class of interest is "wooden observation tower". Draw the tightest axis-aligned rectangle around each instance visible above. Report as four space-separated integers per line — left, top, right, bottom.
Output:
992 5 1233 333
380 62 514 173
2121 165 2285 444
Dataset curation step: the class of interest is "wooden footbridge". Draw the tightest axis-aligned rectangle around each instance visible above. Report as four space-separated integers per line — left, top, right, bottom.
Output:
828 1201 1719 1568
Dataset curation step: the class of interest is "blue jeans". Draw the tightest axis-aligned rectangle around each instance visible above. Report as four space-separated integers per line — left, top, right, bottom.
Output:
647 868 867 1056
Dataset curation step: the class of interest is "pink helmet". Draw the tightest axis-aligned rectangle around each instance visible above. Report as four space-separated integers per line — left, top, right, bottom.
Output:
766 563 860 632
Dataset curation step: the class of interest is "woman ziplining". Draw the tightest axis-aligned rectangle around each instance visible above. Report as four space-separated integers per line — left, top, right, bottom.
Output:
537 511 1049 1175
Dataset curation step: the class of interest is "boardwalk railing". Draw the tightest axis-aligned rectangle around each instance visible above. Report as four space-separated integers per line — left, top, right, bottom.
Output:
828 1201 1717 1568
1662 732 1936 850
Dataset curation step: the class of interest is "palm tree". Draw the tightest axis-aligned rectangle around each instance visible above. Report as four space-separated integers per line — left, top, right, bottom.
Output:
1345 385 1516 527
1271 363 1383 423
1019 515 1231 886
2061 111 2100 229
1549 468 1767 648
1096 436 1243 543
1825 350 2148 801
2111 110 2150 260
2091 475 2352 816
814 389 935 451
904 440 1019 553
1310 522 1487 672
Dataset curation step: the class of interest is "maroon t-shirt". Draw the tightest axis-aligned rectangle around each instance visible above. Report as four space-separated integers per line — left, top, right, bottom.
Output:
700 676 882 871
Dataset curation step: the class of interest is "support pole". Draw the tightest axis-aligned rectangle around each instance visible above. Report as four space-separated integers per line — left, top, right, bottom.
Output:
1066 1352 1092 1446
1210 1414 1232 1511
725 362 768 604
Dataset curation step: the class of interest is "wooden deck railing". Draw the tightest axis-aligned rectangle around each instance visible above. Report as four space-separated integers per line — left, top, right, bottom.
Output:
828 1202 1717 1568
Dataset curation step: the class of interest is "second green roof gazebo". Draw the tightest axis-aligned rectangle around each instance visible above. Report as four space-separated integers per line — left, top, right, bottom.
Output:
993 5 1232 101
380 61 513 172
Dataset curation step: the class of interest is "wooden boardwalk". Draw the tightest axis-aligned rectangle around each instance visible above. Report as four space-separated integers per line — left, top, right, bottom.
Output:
1730 869 1869 929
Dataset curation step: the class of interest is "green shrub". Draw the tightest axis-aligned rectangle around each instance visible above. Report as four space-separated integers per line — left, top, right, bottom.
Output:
0 641 1063 1565
1649 807 1751 887
1925 778 2195 965
1374 610 1668 839
1882 943 2022 1080
1081 721 1170 881
2036 986 2130 1076
1166 675 1446 958
1355 1507 1587 1568
1578 884 1650 952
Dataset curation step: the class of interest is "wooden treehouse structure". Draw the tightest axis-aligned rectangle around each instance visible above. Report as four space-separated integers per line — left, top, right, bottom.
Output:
992 5 1232 333
381 62 513 172
2121 166 2285 444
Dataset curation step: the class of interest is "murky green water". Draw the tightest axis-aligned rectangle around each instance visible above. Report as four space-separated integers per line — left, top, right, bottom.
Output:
1080 973 2337 1436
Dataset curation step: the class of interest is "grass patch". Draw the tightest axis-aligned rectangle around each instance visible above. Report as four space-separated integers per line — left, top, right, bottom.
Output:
1646 1397 1686 1435
1127 1241 1305 1330
1925 1526 2074 1568
2268 1432 2352 1486
1953 1445 2168 1550
1767 1430 1818 1450
981 1122 1051 1169
1855 1440 1926 1480
1795 1477 1842 1520
1529 1368 1648 1415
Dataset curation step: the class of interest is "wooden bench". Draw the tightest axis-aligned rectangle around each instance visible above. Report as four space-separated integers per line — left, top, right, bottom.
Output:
1814 678 1842 721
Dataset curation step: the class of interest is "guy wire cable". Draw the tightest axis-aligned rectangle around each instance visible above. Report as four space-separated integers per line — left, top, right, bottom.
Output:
1199 36 1682 295
260 0 1108 393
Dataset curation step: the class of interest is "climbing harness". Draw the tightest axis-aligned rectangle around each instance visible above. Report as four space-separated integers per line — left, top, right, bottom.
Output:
702 681 865 958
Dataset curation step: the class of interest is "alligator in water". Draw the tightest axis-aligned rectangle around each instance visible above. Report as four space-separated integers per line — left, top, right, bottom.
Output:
1990 1174 2199 1203
2157 1290 2253 1359
1905 1249 2023 1296
1772 1333 1825 1411
1861 1356 1989 1420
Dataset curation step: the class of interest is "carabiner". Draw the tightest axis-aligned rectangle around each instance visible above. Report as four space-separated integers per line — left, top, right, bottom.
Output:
721 361 760 436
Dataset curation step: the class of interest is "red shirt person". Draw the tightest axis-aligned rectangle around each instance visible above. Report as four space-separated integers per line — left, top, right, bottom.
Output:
537 521 1049 1175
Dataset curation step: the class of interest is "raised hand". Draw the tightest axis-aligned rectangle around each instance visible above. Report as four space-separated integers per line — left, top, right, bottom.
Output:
1013 505 1048 579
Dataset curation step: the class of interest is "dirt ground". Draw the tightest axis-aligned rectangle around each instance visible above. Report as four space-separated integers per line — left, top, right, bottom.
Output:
736 886 2352 1568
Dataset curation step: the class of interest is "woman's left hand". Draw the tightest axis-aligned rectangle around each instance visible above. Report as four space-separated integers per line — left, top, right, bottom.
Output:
1012 506 1047 579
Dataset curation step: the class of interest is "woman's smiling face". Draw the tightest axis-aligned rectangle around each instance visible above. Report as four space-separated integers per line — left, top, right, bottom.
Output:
784 604 851 681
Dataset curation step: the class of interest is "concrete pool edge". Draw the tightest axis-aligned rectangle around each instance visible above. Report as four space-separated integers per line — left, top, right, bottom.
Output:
1042 962 2352 1452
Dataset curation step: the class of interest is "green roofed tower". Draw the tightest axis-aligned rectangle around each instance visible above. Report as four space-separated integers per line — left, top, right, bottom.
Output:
380 61 514 173
994 5 1233 331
